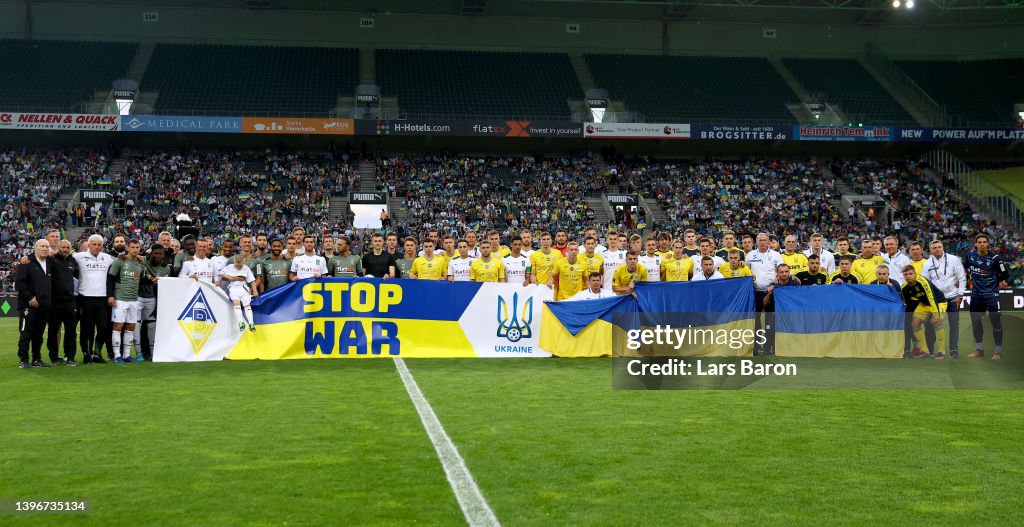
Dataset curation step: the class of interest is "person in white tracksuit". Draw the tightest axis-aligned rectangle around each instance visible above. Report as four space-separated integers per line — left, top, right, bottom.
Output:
219 254 259 332
925 240 966 358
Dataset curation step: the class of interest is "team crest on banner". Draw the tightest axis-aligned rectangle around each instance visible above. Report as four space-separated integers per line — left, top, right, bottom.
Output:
178 289 218 354
497 292 533 342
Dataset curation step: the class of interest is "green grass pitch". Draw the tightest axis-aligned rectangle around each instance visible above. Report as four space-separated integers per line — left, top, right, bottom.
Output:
1 317 1023 526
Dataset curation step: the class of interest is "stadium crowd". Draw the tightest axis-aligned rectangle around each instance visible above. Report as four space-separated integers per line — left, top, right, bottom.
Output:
377 153 601 236
117 149 357 238
1 149 111 292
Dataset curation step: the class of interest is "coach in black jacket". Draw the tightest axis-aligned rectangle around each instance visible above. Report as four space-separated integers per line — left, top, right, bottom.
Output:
48 239 79 365
16 240 54 368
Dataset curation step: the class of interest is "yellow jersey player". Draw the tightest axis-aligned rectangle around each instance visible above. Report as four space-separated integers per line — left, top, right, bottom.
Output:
827 255 859 284
577 236 605 282
719 249 753 280
908 241 927 276
552 241 586 300
833 236 857 262
715 230 739 260
661 240 693 282
613 251 648 295
901 265 947 359
780 235 809 275
681 229 700 257
655 231 674 259
470 241 505 283
530 232 562 287
851 240 884 285
410 240 447 280
487 230 511 258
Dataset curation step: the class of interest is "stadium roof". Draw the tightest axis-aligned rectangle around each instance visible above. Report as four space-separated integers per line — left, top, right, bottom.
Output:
73 0 1024 26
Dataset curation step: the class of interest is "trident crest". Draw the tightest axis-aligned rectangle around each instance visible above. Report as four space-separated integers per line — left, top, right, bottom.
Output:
497 292 533 343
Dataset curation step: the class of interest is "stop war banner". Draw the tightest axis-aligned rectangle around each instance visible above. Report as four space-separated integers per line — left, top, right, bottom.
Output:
0 112 120 131
154 278 554 360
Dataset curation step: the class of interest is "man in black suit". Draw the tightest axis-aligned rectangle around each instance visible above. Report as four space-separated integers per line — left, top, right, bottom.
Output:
16 240 54 368
48 239 79 366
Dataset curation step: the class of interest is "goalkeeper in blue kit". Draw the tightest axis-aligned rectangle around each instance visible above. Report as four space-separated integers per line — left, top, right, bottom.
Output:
964 234 1008 360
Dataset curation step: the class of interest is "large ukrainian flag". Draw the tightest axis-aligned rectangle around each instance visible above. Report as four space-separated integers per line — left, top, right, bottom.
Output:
541 295 637 358
540 279 756 357
774 284 905 359
634 280 756 357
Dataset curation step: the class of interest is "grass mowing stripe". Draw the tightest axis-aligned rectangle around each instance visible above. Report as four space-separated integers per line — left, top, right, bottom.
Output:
395 358 501 527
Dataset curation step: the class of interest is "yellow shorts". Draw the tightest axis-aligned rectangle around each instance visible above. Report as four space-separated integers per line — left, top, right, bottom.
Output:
913 305 938 321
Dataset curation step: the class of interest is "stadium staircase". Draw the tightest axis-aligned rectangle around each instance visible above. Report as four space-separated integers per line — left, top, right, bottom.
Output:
569 52 597 91
357 161 376 191
329 196 348 223
861 44 943 127
585 196 613 226
89 42 156 112
388 197 407 227
643 198 669 229
782 57 915 125
106 158 127 183
359 47 375 85
767 56 831 124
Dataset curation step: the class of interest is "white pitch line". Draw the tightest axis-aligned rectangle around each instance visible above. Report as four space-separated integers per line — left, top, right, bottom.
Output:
394 358 501 527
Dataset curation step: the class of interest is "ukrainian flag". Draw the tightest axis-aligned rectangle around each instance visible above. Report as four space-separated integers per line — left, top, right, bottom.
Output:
541 295 637 358
774 284 904 359
634 280 756 357
540 279 756 358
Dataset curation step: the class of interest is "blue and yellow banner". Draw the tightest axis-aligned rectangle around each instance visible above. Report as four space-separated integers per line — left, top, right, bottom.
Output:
154 278 554 360
541 279 756 358
774 284 905 359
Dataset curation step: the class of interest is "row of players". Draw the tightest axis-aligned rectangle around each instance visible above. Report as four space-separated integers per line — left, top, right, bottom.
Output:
14 225 1006 367
165 228 1005 360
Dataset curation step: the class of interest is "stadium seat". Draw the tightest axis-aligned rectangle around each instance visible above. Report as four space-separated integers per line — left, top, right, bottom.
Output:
0 39 137 111
141 44 358 115
896 59 1024 127
781 58 914 125
376 49 582 120
584 54 798 123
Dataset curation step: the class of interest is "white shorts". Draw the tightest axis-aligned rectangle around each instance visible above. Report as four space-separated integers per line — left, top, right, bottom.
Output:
138 297 157 322
112 300 140 324
229 289 253 306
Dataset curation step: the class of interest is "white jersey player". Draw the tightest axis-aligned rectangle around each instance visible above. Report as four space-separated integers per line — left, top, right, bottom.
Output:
503 239 532 285
602 237 626 290
638 241 663 282
447 241 474 282
289 236 327 280
181 256 216 283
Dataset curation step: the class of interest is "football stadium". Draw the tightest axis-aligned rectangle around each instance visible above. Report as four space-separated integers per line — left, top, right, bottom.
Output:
2 0 1024 525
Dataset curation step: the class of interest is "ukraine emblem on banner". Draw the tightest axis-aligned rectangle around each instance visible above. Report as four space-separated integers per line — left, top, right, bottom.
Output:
497 292 533 342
